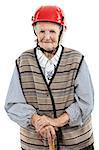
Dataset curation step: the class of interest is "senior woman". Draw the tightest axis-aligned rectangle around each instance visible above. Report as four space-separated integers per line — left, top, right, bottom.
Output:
5 6 94 150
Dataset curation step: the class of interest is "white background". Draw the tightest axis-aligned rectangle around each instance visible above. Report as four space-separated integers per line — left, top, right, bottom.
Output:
0 0 99 149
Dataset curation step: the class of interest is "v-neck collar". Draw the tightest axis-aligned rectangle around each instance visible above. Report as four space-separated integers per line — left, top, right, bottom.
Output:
36 45 62 68
34 45 64 87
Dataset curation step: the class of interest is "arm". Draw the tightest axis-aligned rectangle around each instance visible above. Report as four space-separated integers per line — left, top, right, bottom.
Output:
5 66 56 143
65 59 94 127
5 66 37 128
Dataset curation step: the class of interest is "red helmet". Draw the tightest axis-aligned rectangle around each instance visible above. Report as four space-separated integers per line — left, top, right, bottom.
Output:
32 6 66 26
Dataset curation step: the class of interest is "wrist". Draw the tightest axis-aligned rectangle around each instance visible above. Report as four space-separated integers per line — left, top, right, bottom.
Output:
32 114 41 126
55 113 70 127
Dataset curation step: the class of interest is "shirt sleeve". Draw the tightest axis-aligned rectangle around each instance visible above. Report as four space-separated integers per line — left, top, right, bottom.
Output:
4 66 37 128
65 59 94 127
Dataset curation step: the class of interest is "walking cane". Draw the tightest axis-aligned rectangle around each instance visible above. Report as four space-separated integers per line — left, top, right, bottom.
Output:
49 140 55 150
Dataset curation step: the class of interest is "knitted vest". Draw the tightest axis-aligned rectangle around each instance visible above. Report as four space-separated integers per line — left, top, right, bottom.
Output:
16 47 94 150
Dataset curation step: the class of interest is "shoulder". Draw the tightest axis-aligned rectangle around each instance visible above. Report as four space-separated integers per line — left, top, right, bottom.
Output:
20 48 35 57
64 47 83 56
63 47 84 66
64 46 84 58
16 48 36 59
16 48 36 66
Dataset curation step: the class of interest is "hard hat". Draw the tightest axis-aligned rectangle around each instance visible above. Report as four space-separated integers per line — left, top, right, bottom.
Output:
32 6 66 26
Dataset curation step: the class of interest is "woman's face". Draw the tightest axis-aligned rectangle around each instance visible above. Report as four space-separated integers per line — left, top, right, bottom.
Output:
34 22 61 51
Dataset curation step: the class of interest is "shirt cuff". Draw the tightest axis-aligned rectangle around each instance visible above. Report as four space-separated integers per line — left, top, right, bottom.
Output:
65 102 83 127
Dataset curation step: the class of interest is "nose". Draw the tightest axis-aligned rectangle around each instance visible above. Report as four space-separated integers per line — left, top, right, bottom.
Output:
45 30 50 40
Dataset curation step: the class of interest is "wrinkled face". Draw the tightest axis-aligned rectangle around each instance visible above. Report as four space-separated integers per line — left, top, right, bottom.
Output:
34 22 61 51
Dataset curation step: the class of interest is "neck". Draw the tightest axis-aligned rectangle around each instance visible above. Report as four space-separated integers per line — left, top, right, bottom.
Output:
44 52 54 59
37 45 59 59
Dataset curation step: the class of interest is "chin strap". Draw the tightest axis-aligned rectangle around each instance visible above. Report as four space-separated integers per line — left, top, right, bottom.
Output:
37 44 59 54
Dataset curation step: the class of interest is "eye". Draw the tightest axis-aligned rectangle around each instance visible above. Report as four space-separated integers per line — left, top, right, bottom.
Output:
50 30 55 33
40 30 45 33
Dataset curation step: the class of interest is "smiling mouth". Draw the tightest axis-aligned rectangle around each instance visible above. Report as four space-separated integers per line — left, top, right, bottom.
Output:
44 42 52 43
42 41 53 43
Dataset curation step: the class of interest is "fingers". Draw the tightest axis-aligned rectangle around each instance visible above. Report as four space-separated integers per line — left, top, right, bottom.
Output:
39 127 47 139
35 115 50 132
49 126 56 141
35 119 50 132
33 115 56 132
33 115 56 145
46 126 56 145
38 125 56 145
46 127 52 144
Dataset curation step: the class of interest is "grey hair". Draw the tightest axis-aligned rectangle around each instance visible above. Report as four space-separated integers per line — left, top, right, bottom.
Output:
33 22 62 32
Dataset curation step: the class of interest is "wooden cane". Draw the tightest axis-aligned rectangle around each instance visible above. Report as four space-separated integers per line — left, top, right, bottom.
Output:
49 140 55 150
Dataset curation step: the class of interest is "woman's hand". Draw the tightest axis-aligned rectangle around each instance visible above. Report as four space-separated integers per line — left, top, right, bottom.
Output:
32 113 69 132
35 113 69 129
39 125 56 145
32 114 56 144
32 114 50 132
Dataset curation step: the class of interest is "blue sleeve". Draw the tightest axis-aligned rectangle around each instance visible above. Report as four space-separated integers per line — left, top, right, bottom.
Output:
5 66 37 128
65 59 94 127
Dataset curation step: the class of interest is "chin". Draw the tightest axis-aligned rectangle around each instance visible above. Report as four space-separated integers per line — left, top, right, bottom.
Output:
45 47 53 50
39 42 57 50
43 45 57 51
